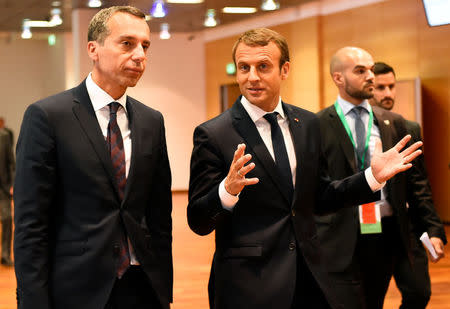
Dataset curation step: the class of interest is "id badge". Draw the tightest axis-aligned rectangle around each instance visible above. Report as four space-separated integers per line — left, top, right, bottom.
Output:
359 202 382 234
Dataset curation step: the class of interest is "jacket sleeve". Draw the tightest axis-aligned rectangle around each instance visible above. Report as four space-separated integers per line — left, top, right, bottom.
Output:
405 122 447 244
187 125 232 236
14 103 56 309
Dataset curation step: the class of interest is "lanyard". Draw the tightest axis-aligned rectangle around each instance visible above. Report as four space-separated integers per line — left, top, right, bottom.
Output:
334 101 373 170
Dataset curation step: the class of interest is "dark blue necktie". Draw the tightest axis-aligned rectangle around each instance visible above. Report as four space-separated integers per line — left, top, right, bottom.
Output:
107 102 130 278
264 112 294 197
351 106 369 170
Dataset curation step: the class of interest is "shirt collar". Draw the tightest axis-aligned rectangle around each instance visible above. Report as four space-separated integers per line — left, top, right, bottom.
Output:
86 73 128 112
240 96 285 123
337 95 371 116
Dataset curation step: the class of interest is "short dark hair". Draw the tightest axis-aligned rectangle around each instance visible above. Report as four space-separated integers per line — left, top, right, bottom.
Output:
232 28 290 70
88 6 146 44
373 62 396 77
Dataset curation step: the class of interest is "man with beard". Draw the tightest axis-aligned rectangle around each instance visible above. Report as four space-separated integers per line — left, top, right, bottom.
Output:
314 47 444 309
369 61 446 308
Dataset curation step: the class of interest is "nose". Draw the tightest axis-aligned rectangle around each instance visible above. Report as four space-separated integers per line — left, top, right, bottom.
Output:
248 66 260 82
132 45 146 63
366 69 375 82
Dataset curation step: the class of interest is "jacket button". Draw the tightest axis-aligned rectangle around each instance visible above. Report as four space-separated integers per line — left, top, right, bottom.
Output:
113 244 120 256
289 242 296 251
292 209 296 217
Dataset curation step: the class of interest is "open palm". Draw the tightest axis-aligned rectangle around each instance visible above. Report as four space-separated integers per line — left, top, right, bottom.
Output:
371 135 423 184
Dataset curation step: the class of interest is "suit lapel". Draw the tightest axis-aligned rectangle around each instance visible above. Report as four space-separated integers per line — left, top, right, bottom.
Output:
71 80 121 202
327 107 358 172
231 99 292 205
372 107 394 151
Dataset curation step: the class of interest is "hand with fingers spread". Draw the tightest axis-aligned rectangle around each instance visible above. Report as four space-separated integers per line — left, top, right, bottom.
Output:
224 143 259 196
371 135 423 184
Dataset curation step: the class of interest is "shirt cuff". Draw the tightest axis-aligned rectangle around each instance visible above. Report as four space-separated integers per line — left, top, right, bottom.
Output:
219 178 239 210
365 167 386 192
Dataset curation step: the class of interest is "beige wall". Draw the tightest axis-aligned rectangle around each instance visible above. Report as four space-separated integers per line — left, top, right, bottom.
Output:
0 32 66 146
205 0 450 220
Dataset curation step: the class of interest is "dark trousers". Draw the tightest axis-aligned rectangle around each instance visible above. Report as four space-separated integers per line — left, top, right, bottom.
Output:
394 234 431 309
358 217 430 309
292 254 331 309
105 266 162 309
0 197 12 261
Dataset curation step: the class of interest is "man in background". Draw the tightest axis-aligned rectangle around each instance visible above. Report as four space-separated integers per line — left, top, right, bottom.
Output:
0 117 14 146
370 61 446 308
0 124 14 266
14 6 172 309
315 47 445 309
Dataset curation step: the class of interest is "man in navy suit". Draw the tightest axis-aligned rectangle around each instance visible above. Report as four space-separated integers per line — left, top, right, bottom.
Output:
14 6 172 309
369 61 446 308
187 28 423 309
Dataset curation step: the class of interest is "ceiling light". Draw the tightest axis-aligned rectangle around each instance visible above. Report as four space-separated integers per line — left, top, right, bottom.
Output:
21 20 32 39
151 0 167 18
88 0 102 8
261 0 280 11
24 20 54 27
160 23 171 39
204 9 217 27
167 0 203 3
222 7 257 14
49 8 63 26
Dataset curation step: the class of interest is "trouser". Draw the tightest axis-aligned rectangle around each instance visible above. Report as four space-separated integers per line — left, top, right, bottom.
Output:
0 197 12 261
105 265 162 309
358 217 430 309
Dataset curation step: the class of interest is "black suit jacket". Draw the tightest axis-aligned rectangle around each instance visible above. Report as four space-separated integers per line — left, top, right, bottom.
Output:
315 105 446 275
187 97 379 309
14 81 173 309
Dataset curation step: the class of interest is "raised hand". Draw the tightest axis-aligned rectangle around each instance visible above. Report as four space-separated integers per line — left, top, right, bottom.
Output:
371 135 423 184
224 144 259 196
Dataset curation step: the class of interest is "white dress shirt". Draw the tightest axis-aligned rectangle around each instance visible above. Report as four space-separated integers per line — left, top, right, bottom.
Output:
85 73 140 264
220 96 384 211
336 96 392 217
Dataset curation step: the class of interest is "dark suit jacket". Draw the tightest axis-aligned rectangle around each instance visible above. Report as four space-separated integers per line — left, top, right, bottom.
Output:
315 105 446 275
0 129 14 199
14 81 173 309
187 97 379 309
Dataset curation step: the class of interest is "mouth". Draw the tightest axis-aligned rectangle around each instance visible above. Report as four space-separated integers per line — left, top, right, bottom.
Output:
247 87 264 95
125 68 143 75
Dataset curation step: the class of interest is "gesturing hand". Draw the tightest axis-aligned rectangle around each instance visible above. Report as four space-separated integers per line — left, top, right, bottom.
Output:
224 144 259 196
371 135 423 184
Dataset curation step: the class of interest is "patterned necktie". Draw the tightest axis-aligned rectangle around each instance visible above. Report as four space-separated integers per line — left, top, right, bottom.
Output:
264 112 294 197
106 102 130 278
351 106 369 170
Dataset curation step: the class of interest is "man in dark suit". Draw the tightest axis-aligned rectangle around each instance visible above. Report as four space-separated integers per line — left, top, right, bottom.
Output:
187 29 422 309
315 47 446 309
369 61 446 308
0 127 14 266
14 6 172 309
0 117 14 146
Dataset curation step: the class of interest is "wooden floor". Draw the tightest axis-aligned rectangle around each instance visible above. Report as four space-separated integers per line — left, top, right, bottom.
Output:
1 192 449 308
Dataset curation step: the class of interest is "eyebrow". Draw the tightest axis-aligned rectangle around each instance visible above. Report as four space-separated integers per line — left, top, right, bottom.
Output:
118 35 150 45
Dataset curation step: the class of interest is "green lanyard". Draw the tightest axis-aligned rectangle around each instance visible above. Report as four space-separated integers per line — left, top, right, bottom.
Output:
334 101 373 170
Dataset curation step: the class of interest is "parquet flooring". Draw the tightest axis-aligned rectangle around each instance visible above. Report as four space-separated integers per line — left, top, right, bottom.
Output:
0 192 448 308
